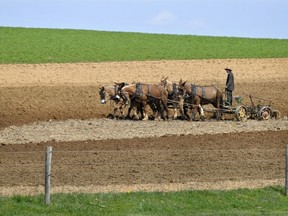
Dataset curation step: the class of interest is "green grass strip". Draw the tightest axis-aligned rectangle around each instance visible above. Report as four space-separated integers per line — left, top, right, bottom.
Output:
1 186 288 215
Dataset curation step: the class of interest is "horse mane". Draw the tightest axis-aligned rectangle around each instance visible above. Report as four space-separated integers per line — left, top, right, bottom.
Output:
101 84 115 96
114 82 128 90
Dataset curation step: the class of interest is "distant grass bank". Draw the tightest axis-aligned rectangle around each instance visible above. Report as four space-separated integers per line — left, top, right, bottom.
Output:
1 27 288 64
1 186 288 215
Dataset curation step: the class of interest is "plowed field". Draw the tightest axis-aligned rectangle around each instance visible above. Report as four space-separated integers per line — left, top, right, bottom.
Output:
0 58 288 196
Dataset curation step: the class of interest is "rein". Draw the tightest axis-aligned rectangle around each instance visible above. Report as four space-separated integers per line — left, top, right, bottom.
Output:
167 98 195 107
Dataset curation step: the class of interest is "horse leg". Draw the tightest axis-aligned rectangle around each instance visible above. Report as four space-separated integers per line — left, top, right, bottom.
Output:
216 109 223 120
156 103 162 121
156 100 166 121
128 102 142 120
119 100 128 119
151 98 165 121
119 107 124 119
142 102 150 121
113 107 118 119
130 107 140 120
164 102 169 120
133 104 143 120
191 106 196 121
198 105 205 121
126 99 138 119
161 104 168 121
216 97 223 120
159 99 169 121
160 99 169 120
212 100 222 121
158 103 165 121
152 99 161 121
137 103 144 120
121 92 131 106
173 103 178 119
183 105 190 120
191 104 204 121
214 105 222 121
179 98 188 120
112 101 119 119
126 105 133 119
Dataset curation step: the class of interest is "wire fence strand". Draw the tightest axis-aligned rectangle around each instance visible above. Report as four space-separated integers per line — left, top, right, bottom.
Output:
0 147 286 193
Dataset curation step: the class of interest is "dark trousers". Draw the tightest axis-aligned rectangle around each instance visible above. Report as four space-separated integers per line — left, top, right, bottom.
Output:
226 91 233 106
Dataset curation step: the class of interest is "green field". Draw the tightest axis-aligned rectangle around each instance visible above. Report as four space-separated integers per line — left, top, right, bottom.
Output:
1 186 288 215
0 27 288 64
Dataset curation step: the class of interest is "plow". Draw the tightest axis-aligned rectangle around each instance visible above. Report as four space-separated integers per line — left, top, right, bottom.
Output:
218 94 281 121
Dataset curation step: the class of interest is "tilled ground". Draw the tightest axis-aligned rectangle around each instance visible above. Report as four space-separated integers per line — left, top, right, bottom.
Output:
0 130 288 196
0 118 288 144
0 58 288 195
0 58 287 128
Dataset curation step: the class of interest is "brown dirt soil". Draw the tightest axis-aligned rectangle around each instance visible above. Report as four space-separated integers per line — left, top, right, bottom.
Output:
1 130 288 196
0 58 287 128
0 58 288 196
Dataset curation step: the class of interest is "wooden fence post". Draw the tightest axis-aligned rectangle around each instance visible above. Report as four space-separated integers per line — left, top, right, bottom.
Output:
45 146 53 204
285 145 288 196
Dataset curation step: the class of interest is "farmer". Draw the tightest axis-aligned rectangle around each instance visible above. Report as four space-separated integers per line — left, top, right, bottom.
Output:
225 68 234 106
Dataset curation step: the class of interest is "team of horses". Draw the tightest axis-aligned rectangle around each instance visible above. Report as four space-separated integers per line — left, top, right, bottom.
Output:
98 77 224 121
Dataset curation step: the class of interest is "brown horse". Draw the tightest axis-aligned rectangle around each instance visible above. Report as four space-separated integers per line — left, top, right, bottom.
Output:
98 83 127 119
99 82 142 119
177 79 223 120
121 82 169 120
159 77 184 119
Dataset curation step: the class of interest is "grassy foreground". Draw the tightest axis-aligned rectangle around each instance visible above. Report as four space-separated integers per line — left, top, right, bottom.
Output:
1 186 288 215
0 27 288 64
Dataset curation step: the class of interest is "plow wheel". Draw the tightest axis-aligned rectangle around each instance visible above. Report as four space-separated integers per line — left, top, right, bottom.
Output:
235 105 248 121
259 107 272 120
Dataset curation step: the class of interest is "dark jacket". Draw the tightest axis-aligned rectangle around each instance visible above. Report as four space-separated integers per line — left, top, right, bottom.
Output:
226 71 234 91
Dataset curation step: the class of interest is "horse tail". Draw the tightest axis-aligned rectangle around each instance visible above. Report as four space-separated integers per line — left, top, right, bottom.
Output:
213 85 224 109
158 86 169 120
219 94 224 109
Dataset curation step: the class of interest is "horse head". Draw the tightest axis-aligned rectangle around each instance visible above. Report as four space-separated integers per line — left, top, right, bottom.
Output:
160 76 174 93
160 76 168 85
98 86 110 104
177 79 187 96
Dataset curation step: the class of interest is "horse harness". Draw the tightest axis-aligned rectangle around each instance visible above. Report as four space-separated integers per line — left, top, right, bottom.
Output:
135 82 162 99
111 83 128 101
109 85 120 101
184 84 206 102
168 83 178 100
135 82 144 97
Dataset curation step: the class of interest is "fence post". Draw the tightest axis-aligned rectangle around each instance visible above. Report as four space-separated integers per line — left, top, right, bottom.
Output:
45 146 53 205
285 145 288 196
